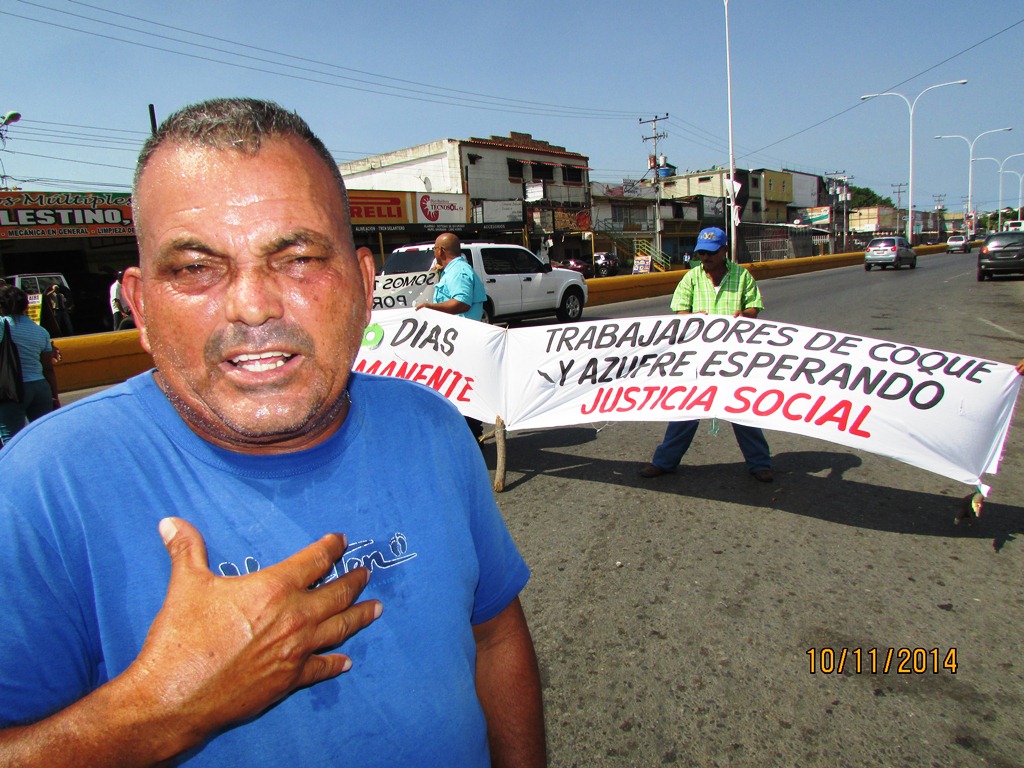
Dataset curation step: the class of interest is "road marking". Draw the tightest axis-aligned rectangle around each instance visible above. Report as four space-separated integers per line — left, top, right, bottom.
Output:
978 318 1024 339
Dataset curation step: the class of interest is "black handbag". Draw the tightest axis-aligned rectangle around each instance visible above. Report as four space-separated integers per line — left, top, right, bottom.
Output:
0 319 24 404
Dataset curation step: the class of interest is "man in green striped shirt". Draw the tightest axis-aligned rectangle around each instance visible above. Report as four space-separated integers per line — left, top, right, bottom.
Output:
639 226 774 482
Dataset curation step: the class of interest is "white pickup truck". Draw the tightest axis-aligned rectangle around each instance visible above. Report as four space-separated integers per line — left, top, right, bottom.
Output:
380 242 587 324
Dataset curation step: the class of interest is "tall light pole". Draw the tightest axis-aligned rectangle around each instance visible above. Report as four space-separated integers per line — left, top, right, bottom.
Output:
971 152 1024 231
936 127 1013 238
860 80 967 244
1004 169 1024 220
723 0 738 261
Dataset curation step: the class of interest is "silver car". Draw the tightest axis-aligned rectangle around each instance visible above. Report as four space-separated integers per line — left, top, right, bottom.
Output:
864 236 917 271
946 235 970 253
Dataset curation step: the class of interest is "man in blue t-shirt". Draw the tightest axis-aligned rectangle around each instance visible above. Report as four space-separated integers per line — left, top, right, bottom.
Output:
0 98 546 767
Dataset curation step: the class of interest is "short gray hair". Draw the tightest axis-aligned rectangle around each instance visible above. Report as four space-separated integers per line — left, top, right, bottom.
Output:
133 98 347 211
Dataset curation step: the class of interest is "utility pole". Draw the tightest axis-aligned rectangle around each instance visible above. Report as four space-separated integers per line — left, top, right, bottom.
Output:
640 114 668 265
933 194 946 237
891 183 906 235
842 175 852 251
826 170 848 252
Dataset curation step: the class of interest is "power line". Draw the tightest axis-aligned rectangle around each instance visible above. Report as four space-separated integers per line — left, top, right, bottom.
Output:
20 119 381 160
8 2 646 121
62 0 643 119
6 175 131 191
26 119 149 137
5 149 137 171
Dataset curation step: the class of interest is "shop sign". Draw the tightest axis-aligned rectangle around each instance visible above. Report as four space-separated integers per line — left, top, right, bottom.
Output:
348 191 410 224
414 193 468 224
0 191 134 239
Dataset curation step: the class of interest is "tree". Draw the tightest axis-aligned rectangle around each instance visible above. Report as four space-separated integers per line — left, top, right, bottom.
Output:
849 185 895 209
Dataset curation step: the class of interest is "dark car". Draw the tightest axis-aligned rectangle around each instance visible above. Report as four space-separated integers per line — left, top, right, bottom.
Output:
553 256 594 279
593 251 620 277
977 232 1024 281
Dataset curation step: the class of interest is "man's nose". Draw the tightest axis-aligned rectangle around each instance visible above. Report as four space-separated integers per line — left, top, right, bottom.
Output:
223 267 285 326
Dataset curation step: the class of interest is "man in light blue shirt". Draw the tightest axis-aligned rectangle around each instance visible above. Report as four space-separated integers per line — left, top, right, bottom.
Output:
417 232 486 320
416 232 488 438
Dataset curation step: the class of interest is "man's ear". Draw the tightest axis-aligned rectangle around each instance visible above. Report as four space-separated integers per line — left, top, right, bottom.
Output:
356 247 377 324
120 266 150 351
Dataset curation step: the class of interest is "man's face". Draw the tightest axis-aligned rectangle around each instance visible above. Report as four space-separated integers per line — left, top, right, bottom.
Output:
696 246 726 271
433 241 452 268
123 136 376 454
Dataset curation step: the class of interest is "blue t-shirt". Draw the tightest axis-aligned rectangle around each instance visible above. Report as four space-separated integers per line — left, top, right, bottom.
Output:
433 256 486 320
0 371 529 766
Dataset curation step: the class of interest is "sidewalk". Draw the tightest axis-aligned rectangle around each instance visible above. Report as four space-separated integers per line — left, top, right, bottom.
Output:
61 384 115 406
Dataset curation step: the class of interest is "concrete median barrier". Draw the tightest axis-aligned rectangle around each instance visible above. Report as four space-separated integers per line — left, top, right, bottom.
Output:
585 249 868 306
52 330 152 394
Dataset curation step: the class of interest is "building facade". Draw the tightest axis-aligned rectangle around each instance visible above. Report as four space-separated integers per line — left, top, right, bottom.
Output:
338 132 591 264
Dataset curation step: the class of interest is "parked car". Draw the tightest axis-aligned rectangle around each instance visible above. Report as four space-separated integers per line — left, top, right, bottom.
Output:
382 242 588 323
552 256 594 279
863 236 917 270
977 231 1024 281
377 249 435 276
593 252 620 277
946 234 970 253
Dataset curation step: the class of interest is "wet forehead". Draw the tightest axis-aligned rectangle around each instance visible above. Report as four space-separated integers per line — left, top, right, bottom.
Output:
135 138 351 259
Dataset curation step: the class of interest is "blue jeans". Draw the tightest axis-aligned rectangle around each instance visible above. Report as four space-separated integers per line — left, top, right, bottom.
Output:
0 380 54 447
651 419 771 473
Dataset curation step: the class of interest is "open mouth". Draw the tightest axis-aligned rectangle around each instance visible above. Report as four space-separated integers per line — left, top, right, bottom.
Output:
229 351 295 373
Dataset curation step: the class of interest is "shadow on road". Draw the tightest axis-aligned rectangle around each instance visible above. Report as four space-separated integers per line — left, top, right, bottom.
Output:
488 427 1023 550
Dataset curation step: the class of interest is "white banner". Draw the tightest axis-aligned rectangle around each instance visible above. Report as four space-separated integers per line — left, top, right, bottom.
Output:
357 310 506 424
355 310 1022 489
371 270 438 311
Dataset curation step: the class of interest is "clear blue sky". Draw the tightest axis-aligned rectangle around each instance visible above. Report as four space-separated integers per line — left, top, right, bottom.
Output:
3 0 1024 215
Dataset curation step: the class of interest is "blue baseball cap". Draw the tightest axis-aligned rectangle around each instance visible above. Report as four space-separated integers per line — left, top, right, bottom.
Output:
694 226 728 253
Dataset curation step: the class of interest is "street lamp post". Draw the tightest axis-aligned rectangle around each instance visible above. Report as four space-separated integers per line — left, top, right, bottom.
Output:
936 127 1013 239
723 0 738 261
0 110 20 133
1004 169 1024 220
971 152 1024 231
0 110 22 189
860 80 967 245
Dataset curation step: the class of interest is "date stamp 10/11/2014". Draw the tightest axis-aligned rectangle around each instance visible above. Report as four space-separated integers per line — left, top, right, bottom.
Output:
807 648 957 675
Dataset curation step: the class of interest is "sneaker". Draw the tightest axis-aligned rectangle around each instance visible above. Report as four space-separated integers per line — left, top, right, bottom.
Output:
638 463 671 478
751 469 774 483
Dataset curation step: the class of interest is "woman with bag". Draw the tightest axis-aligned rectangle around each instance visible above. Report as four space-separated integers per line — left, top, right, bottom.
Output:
0 286 60 447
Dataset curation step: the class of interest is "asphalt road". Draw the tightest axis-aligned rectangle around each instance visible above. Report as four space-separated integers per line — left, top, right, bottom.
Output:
497 252 1024 767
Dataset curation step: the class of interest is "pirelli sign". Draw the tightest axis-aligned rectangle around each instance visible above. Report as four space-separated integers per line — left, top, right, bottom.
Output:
348 191 410 224
347 191 469 227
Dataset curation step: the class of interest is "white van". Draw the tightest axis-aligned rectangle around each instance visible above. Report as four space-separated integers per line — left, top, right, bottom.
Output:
4 273 70 295
1004 220 1024 232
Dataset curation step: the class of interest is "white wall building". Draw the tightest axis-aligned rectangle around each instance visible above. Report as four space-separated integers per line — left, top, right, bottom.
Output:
337 132 591 262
